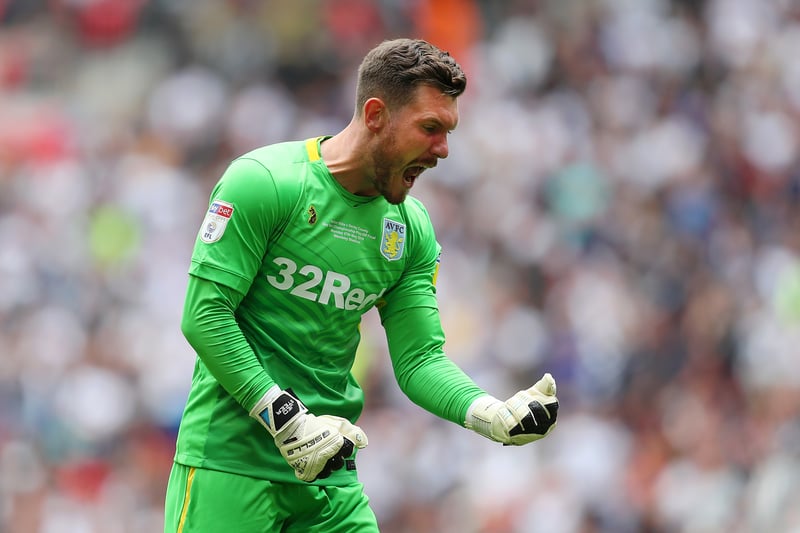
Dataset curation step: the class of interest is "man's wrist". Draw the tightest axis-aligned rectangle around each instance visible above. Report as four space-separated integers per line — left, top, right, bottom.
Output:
464 395 502 441
249 385 307 436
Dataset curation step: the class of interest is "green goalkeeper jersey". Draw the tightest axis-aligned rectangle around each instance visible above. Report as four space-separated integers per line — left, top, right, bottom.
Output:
174 137 484 485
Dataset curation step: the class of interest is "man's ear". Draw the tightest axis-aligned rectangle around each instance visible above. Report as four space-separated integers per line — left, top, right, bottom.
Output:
363 97 387 133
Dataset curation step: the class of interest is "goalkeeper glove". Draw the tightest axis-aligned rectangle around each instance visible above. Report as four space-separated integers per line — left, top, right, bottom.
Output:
249 386 368 482
465 373 559 445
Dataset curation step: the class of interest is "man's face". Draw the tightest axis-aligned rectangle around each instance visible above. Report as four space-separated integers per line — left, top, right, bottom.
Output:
370 85 459 205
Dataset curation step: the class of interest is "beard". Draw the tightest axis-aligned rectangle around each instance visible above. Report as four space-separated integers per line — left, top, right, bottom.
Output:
370 131 408 205
373 163 405 205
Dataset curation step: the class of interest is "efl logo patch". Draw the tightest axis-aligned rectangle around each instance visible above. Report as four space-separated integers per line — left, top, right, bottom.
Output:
200 200 234 243
380 218 405 261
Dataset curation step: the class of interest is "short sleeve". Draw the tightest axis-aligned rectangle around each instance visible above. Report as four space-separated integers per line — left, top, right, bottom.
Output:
189 157 291 295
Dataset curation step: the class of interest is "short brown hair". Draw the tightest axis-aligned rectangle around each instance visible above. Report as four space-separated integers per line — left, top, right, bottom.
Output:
355 38 467 114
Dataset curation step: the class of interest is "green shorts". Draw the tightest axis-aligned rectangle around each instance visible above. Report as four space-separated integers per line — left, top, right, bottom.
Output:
164 462 380 533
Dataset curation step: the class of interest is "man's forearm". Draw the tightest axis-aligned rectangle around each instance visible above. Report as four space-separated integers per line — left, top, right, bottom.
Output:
384 306 485 424
181 274 276 411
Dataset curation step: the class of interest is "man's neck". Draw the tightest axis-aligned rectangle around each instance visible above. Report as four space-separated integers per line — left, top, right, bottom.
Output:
319 123 377 198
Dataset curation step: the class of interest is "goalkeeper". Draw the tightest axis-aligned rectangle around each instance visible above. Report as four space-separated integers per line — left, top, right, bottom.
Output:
164 38 559 533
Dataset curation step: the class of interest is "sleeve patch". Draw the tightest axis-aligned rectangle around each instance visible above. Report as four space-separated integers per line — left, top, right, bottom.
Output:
199 200 234 243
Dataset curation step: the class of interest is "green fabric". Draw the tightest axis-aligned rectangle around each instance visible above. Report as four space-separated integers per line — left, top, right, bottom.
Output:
180 276 274 411
164 463 379 533
382 305 485 424
174 137 487 485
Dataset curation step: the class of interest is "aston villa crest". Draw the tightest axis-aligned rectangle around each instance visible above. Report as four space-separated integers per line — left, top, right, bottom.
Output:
380 218 405 261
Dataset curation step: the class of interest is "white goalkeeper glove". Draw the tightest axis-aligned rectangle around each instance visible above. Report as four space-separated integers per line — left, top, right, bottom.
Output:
465 373 559 445
249 386 368 482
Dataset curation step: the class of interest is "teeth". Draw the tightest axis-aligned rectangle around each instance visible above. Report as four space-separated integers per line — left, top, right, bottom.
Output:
403 166 426 187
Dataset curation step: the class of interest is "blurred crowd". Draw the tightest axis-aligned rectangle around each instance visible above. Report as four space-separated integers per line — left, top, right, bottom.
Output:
1 0 799 531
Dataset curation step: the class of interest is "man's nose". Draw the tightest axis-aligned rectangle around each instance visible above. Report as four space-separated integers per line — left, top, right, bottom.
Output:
431 135 449 159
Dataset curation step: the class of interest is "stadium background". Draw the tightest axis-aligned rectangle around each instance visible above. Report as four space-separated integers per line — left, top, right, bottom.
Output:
1 0 799 531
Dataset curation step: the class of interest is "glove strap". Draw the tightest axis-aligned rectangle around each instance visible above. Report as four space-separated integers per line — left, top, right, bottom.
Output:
249 386 307 437
464 395 502 441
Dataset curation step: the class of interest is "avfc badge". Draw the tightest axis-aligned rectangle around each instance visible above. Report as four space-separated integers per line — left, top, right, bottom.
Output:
380 218 405 261
199 200 234 243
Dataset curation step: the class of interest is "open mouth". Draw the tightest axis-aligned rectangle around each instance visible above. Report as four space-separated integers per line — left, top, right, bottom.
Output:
402 166 426 188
